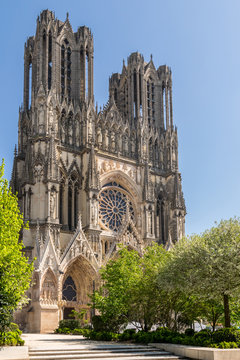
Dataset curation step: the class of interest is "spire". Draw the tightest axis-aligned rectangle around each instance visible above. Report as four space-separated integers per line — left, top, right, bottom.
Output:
85 145 100 191
10 145 18 192
122 59 126 74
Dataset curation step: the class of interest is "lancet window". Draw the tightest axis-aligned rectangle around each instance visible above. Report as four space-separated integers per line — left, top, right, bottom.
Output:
147 77 155 128
68 172 79 230
48 31 52 90
28 58 32 109
62 276 77 301
59 170 80 231
59 171 65 225
42 30 46 85
61 39 71 100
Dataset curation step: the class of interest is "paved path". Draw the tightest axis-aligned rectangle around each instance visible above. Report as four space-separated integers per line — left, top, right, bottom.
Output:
23 334 186 360
22 333 111 348
0 334 188 360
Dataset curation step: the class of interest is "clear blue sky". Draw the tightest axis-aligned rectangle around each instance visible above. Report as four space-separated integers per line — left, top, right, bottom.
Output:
0 0 239 236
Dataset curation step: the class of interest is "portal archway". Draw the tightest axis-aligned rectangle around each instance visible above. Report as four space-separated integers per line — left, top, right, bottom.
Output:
61 255 98 321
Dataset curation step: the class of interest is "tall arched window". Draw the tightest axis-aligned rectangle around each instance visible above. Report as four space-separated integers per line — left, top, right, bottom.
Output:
48 31 52 90
61 44 65 98
133 69 137 120
62 276 77 301
42 30 47 85
67 46 71 100
68 172 79 231
28 57 32 108
68 185 72 229
61 39 71 100
147 77 155 128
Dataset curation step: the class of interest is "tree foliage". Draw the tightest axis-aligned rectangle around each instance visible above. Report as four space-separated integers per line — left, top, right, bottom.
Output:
90 218 240 332
90 243 169 332
0 162 33 331
159 218 240 328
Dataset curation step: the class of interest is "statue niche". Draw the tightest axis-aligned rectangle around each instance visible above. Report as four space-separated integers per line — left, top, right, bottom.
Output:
40 269 57 301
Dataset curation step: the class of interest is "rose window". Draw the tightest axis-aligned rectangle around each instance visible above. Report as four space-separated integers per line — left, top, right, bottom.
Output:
99 183 135 232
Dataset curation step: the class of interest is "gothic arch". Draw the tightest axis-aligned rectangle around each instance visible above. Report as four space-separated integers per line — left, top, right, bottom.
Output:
40 268 58 301
60 255 98 305
57 27 75 50
100 170 142 201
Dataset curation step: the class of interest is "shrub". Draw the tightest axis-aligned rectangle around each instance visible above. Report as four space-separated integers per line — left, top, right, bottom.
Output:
185 328 195 336
81 329 91 337
83 330 119 341
58 319 80 330
219 341 238 349
72 328 84 335
193 329 212 346
133 331 152 344
92 315 106 332
212 328 240 344
119 329 136 341
211 341 239 349
55 327 71 334
0 330 24 346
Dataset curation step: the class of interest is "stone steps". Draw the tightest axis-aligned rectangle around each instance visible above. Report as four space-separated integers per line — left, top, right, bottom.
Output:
28 345 186 360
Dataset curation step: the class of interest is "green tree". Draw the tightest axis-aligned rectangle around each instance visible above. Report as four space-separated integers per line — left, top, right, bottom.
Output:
90 243 169 332
159 218 240 328
0 162 33 332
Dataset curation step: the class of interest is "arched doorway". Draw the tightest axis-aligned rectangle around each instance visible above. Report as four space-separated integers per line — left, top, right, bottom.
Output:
61 256 98 322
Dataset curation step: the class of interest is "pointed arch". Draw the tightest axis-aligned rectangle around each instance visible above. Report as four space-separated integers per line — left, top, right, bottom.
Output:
40 268 58 301
62 275 77 301
60 255 98 307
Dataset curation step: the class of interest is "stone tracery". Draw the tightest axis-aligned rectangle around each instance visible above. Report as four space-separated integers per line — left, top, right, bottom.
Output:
99 183 135 232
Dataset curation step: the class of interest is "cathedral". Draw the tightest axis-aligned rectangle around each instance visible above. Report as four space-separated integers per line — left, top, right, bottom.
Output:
11 10 186 333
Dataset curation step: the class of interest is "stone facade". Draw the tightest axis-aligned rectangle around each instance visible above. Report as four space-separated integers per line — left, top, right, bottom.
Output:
11 10 186 333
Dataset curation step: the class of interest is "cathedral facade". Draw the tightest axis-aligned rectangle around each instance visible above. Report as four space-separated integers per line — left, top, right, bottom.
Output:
11 10 186 333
